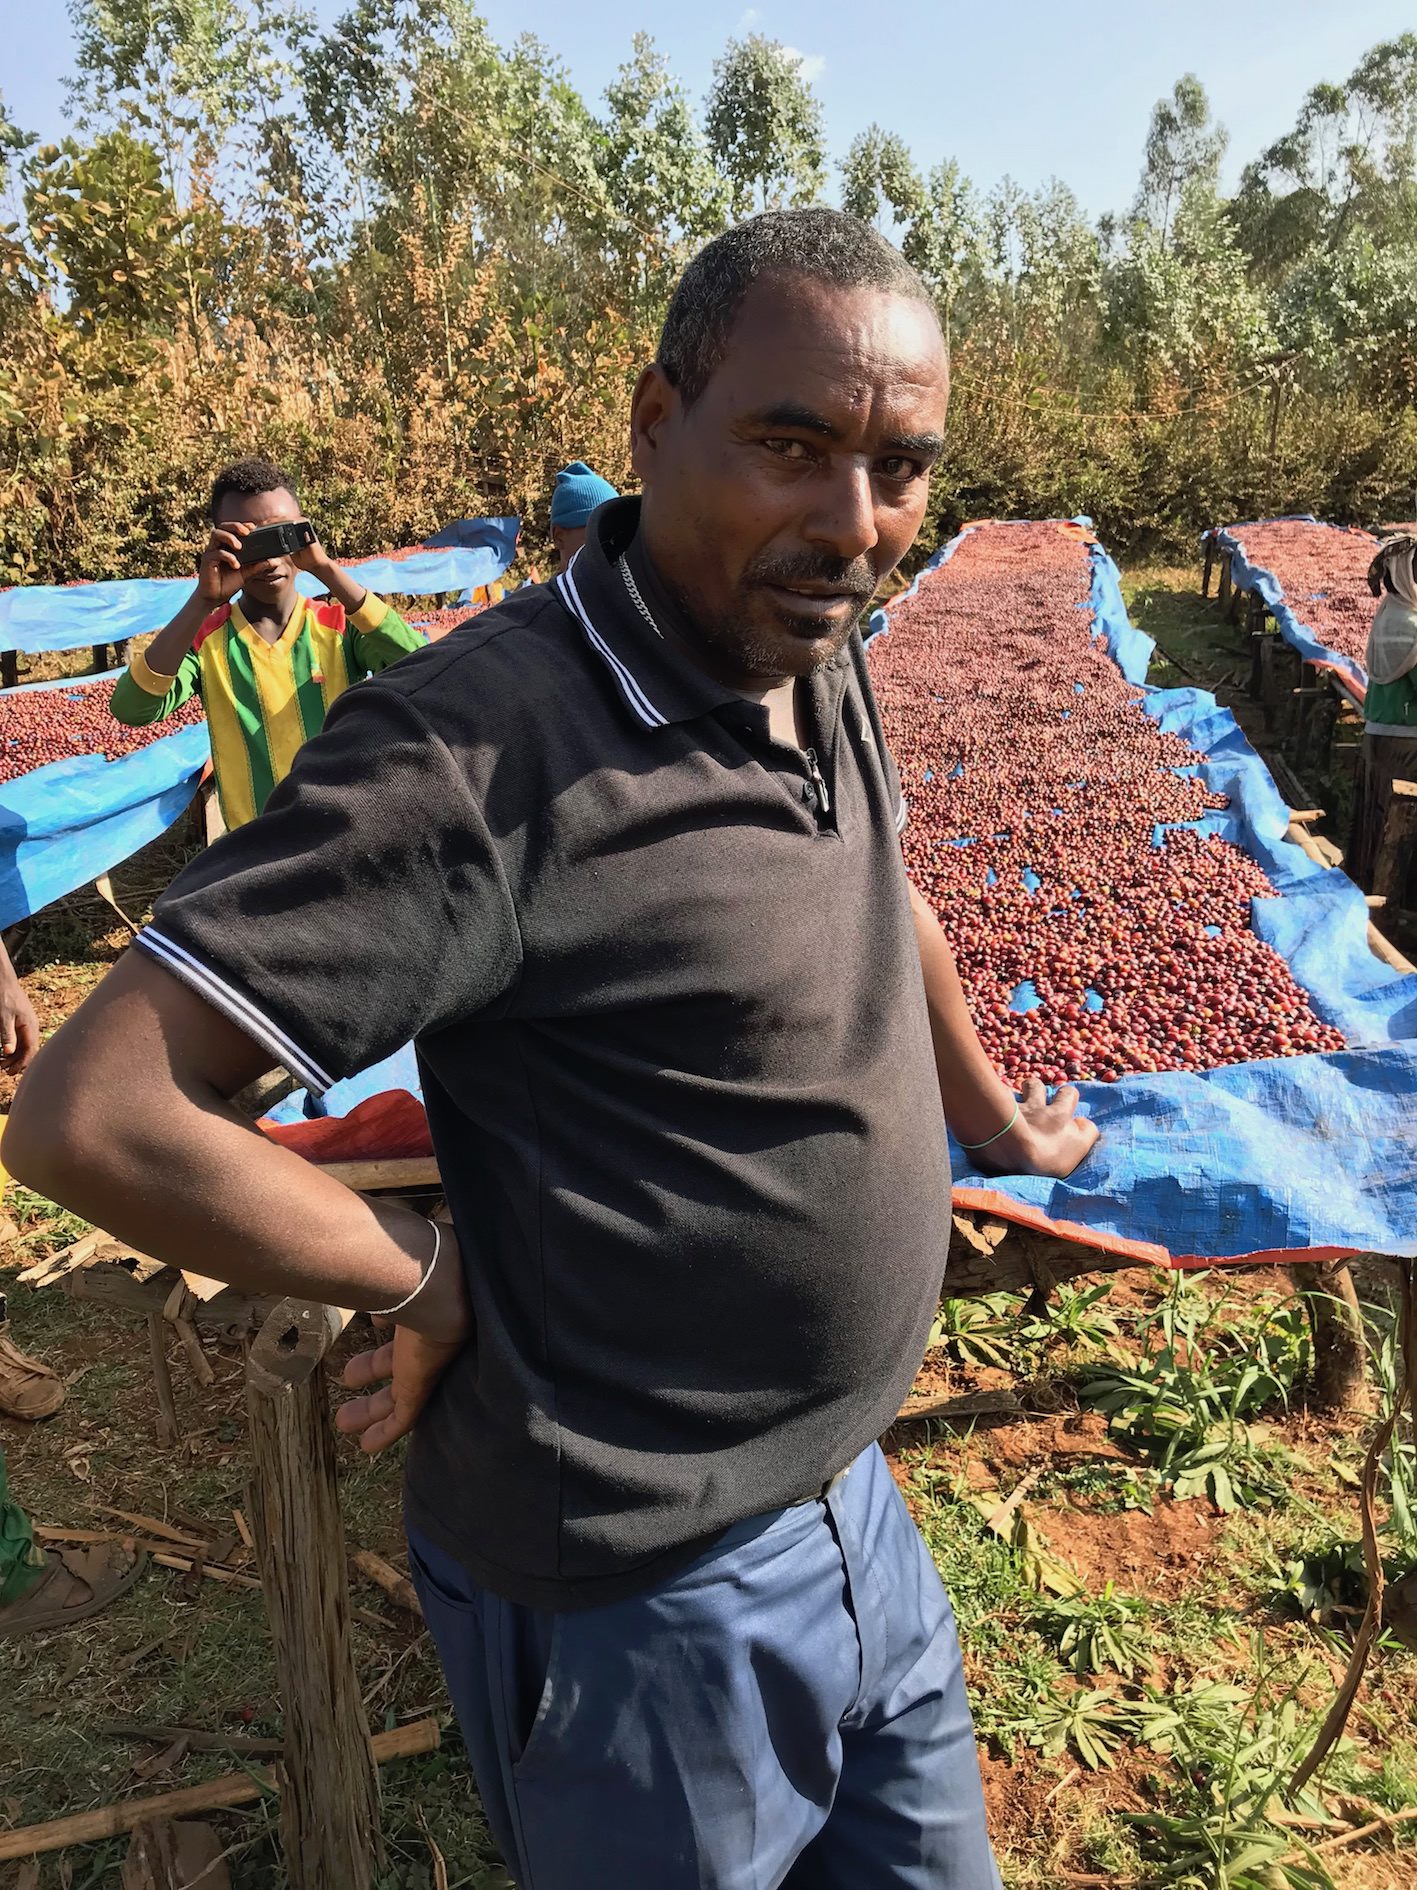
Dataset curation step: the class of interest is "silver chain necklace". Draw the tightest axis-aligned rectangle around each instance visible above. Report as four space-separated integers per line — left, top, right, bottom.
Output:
618 556 664 639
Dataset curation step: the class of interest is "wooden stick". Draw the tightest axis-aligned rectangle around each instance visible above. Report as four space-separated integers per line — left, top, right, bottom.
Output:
92 1509 209 1550
0 1721 439 1860
245 1300 381 1888
1280 1803 1417 1864
172 1317 216 1389
146 1315 180 1449
151 1553 263 1592
350 1550 422 1619
97 1722 285 1760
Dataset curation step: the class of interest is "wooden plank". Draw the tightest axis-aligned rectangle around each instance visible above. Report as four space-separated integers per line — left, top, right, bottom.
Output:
314 1157 442 1192
245 1301 381 1888
59 1263 284 1334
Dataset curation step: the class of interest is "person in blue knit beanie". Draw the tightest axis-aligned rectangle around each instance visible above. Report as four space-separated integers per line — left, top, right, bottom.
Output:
550 461 618 572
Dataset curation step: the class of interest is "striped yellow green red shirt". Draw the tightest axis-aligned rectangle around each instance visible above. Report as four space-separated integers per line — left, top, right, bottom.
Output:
110 591 424 829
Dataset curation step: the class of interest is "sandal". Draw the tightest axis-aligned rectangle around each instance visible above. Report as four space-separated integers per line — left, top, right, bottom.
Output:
0 1328 66 1421
0 1543 147 1638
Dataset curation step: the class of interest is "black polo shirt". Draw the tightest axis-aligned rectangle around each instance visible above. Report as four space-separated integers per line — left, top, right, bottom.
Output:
140 497 952 1610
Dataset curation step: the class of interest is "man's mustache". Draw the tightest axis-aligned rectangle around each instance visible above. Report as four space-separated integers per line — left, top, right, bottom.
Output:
743 551 877 601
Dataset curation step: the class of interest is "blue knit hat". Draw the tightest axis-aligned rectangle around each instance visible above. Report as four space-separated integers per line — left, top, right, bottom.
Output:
550 460 618 531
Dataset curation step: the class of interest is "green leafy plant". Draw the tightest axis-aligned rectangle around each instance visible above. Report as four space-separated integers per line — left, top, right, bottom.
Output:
1018 1279 1122 1356
1079 1280 1311 1509
927 1293 1023 1371
1027 1582 1151 1677
1010 1682 1133 1771
1128 1659 1348 1890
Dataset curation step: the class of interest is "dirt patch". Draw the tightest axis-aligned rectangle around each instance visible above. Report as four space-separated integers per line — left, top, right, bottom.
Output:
979 1747 1155 1881
1038 1496 1222 1601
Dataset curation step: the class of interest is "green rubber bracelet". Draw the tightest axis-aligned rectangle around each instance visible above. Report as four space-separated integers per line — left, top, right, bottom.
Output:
958 1100 1020 1152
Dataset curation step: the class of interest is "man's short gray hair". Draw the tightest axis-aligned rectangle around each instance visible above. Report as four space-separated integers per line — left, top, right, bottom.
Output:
656 208 939 408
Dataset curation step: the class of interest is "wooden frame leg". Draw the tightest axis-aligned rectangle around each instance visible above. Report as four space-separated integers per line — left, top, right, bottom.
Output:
246 1300 381 1890
1373 780 1417 908
1290 1260 1371 1414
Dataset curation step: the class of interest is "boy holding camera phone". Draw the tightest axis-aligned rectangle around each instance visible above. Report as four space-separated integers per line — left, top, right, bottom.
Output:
111 457 424 829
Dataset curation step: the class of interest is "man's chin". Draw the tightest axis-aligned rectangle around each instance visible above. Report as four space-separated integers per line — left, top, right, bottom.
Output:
751 606 861 677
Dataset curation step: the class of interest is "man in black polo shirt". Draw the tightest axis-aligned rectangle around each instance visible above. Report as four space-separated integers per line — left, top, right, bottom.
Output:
10 210 1096 1887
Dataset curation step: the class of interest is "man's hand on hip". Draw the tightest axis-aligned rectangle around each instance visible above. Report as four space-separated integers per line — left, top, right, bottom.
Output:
336 1218 471 1453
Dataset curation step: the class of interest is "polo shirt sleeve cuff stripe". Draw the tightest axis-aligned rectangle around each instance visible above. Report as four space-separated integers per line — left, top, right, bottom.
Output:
349 589 389 633
136 927 335 1098
896 796 909 833
129 647 182 696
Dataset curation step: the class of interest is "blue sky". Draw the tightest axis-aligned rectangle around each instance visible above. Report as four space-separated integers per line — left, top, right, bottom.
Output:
6 0 1413 218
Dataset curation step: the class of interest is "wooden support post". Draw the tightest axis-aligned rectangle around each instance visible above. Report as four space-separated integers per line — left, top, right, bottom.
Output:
1373 780 1417 909
245 1299 380 1890
1290 1260 1372 1414
1257 631 1279 726
1 650 17 690
146 1315 180 1448
1202 536 1215 598
91 643 110 675
1218 552 1232 614
201 781 225 848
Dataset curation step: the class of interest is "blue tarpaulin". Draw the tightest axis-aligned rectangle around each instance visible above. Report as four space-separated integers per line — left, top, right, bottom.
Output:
1209 518 1370 698
0 517 520 656
0 672 209 929
876 522 1415 1261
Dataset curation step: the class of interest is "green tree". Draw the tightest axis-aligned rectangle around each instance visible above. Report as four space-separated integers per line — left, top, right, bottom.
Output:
704 34 825 217
1133 75 1228 250
600 33 729 302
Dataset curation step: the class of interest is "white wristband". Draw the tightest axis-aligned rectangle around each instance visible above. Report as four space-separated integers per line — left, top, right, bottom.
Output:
370 1219 442 1318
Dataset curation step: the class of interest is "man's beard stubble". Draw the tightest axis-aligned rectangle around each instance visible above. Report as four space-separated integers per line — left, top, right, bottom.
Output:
662 548 879 684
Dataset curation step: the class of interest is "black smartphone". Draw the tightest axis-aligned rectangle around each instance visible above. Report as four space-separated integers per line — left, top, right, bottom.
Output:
236 520 317 565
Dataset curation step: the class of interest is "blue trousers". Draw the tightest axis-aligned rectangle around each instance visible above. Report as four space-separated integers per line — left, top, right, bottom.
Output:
408 1442 1001 1889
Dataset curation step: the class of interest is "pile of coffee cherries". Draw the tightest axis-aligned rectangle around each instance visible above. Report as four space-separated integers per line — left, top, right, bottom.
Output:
0 682 204 786
1223 520 1377 677
410 606 480 642
870 522 1346 1084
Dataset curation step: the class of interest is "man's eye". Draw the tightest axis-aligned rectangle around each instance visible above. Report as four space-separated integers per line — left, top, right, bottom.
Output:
764 438 814 461
880 456 924 482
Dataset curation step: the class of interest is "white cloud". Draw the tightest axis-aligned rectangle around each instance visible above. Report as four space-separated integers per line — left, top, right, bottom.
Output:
783 45 826 83
736 8 762 28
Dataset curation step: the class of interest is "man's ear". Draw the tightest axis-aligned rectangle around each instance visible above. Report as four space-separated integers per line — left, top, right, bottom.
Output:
629 365 679 484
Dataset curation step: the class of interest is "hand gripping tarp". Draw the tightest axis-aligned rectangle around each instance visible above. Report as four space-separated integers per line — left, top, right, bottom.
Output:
0 672 210 930
0 516 520 657
266 521 1416 1265
1208 517 1370 701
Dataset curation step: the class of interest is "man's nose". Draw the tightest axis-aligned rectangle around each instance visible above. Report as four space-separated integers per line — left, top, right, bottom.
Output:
802 462 879 563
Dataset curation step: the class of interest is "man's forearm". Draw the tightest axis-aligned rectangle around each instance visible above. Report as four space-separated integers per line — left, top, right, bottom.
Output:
909 880 1016 1144
142 590 211 677
4 954 431 1318
309 553 368 616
